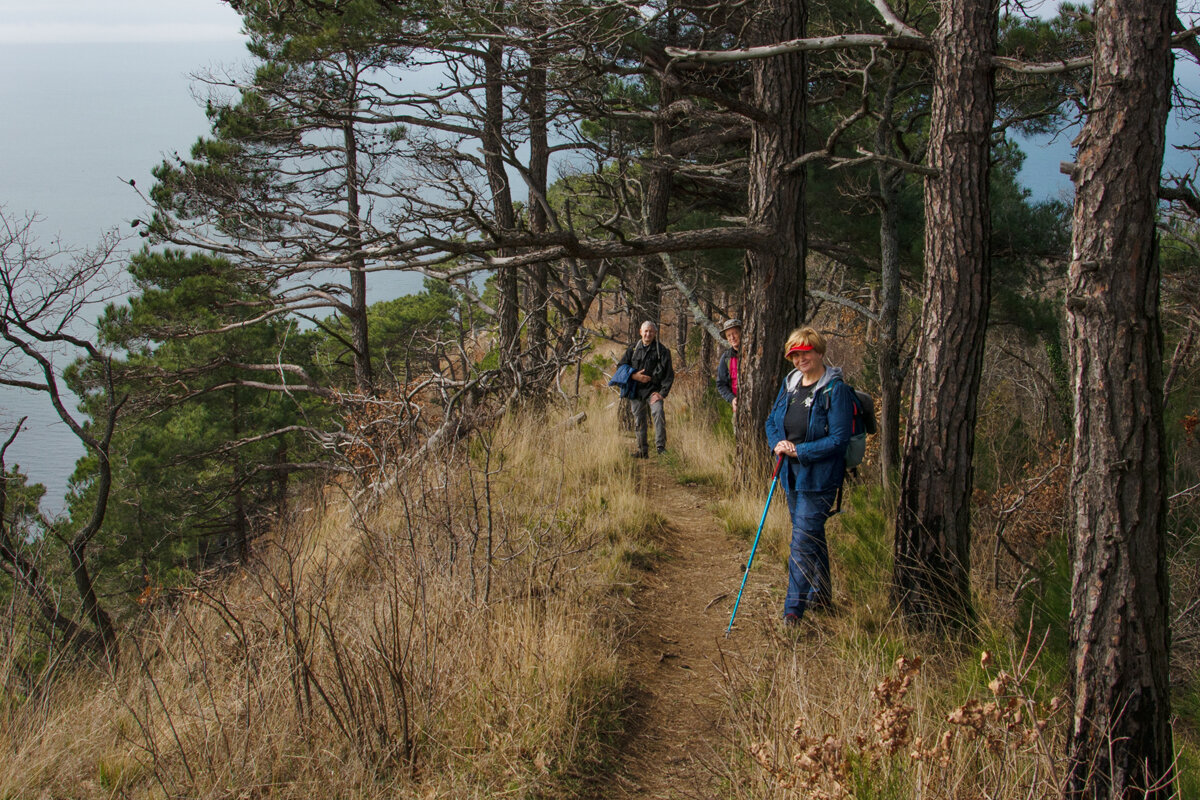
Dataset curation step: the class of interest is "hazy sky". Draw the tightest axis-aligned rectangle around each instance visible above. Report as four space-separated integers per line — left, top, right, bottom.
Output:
0 0 244 43
0 0 1086 44
0 0 1079 45
0 2 246 505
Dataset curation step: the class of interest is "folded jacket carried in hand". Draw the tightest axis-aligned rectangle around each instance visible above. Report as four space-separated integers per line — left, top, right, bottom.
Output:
608 363 637 399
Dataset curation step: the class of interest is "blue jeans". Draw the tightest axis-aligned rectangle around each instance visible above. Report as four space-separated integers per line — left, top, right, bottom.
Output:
784 488 838 618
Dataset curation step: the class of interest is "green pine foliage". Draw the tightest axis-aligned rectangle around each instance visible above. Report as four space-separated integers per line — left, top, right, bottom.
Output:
52 251 326 611
51 249 473 618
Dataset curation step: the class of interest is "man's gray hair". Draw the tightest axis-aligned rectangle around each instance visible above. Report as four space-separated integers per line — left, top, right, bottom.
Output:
640 320 658 332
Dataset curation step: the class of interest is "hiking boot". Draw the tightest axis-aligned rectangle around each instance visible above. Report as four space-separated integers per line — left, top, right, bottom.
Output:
783 613 802 628
631 450 648 459
656 447 667 456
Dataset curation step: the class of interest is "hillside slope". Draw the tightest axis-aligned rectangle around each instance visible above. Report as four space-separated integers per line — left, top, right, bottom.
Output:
0 379 1130 798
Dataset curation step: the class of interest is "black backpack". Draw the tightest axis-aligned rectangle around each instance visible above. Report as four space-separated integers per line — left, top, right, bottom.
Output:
828 384 876 513
824 383 876 468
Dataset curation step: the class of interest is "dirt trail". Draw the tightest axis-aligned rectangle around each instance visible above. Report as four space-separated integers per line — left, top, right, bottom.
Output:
602 459 781 799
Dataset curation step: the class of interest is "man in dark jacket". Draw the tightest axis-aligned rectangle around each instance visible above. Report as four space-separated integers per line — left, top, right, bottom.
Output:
618 320 675 457
715 318 742 414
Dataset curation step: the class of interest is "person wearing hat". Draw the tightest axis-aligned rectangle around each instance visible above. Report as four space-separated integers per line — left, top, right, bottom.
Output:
764 326 855 627
715 318 742 414
617 320 675 457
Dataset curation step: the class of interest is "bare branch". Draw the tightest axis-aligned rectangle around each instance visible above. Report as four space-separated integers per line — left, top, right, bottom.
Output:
992 54 1092 75
869 0 924 38
809 289 880 323
665 33 931 63
658 252 727 344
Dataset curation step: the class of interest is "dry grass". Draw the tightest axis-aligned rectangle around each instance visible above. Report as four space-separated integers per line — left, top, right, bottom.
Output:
656 373 1072 799
661 374 796 577
2 372 1188 798
658 374 737 489
0 390 655 800
723 638 1065 800
709 479 1070 800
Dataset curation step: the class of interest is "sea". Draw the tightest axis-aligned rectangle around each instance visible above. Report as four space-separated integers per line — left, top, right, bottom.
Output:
0 40 422 512
1 40 1197 514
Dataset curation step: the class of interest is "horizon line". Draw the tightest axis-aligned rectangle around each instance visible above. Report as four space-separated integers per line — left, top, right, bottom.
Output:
0 23 245 45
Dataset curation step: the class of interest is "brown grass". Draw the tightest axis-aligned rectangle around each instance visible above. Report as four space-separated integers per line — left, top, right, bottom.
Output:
0 390 655 799
1 371 1178 799
656 372 1070 799
708 477 1070 800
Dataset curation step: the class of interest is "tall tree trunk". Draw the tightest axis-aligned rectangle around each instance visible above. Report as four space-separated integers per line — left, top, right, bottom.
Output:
527 34 550 365
67 542 115 657
701 296 715 371
735 0 807 484
484 34 519 361
343 106 374 395
629 262 662 340
1063 0 1174 796
893 0 996 628
232 389 250 562
875 66 904 484
69 445 118 664
873 57 905 484
877 168 903 484
636 79 674 339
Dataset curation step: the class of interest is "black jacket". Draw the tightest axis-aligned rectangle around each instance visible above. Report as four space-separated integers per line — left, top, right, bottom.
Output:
716 347 738 402
617 340 675 400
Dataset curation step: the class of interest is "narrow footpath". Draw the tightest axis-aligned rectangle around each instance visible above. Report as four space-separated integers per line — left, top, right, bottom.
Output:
603 459 781 799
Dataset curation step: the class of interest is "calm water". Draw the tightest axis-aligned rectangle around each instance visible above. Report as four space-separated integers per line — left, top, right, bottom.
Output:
0 41 422 512
2 42 250 510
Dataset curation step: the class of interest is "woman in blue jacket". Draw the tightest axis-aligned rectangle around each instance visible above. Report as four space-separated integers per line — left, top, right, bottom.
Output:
765 326 855 626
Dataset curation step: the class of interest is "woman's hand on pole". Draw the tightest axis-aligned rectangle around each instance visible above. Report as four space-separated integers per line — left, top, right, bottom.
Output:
772 440 797 458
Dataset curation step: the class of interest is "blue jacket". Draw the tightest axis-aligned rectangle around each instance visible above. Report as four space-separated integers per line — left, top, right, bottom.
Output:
609 363 637 399
765 366 855 494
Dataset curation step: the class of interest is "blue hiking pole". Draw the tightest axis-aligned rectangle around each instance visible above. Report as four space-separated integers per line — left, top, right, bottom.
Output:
726 454 784 636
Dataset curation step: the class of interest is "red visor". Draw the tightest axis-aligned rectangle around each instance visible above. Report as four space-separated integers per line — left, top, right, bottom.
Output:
785 343 814 357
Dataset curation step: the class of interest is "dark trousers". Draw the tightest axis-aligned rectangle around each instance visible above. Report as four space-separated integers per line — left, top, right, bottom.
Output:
783 488 838 618
630 396 666 453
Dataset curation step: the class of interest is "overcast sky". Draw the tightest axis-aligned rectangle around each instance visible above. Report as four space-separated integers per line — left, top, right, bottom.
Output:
0 0 244 43
0 1 1079 45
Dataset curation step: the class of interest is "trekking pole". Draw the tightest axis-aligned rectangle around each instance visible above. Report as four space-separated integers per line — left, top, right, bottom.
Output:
726 454 784 636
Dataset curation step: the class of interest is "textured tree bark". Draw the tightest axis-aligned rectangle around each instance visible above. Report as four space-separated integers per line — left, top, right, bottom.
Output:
484 34 519 360
628 263 662 341
637 79 674 339
231 389 249 563
1063 0 1174 796
877 172 902 484
735 0 807 485
701 297 715 372
875 70 904 484
527 35 550 364
893 0 996 628
877 167 903 484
